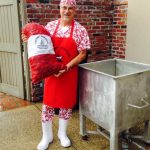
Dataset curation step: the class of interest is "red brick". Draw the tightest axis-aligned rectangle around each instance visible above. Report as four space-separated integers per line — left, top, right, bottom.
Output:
27 9 39 13
118 14 127 18
116 29 124 32
34 14 45 18
118 21 125 25
96 22 105 25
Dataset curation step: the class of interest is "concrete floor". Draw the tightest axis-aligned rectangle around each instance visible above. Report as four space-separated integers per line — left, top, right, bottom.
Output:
0 93 150 150
0 103 109 150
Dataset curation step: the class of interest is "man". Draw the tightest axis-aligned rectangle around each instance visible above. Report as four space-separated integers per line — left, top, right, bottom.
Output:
24 0 91 149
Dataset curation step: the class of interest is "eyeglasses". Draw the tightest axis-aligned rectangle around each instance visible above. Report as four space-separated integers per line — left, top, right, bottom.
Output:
60 6 75 11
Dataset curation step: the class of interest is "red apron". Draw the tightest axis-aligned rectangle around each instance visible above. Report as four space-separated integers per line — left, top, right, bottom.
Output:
43 20 78 108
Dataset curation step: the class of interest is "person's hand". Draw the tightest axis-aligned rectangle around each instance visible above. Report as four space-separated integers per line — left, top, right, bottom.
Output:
21 34 27 42
54 69 66 77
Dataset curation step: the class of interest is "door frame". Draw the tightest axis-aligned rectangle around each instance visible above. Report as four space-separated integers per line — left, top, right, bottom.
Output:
20 0 31 101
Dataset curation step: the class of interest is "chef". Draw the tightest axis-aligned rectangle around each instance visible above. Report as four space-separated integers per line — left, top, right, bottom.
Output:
37 0 91 149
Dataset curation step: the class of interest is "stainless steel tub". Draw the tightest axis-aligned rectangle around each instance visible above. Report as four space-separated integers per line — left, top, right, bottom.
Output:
79 59 150 150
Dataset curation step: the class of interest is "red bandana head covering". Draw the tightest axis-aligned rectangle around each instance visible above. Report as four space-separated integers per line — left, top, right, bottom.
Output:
60 0 77 7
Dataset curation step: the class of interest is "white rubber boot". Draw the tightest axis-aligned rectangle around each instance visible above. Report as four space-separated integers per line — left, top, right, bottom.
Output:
37 121 53 150
58 118 71 147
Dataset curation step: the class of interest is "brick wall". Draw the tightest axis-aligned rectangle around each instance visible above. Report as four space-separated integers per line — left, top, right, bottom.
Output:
111 0 128 58
25 0 114 62
25 0 128 60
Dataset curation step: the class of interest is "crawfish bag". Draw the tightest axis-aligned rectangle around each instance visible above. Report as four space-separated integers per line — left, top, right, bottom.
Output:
22 23 66 83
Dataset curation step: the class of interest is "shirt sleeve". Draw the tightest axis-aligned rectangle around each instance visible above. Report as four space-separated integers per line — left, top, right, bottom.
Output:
74 23 91 52
78 28 91 52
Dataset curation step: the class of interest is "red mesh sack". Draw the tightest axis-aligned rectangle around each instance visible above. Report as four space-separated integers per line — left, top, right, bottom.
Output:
22 23 66 83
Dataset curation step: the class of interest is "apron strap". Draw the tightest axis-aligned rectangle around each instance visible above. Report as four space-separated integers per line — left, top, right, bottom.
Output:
52 19 74 38
53 19 60 37
70 20 74 38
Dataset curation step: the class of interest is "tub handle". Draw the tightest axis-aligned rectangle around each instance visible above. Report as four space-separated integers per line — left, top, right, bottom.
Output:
128 98 149 109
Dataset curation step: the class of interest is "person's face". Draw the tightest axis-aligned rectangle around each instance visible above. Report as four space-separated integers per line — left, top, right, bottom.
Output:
60 4 76 24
